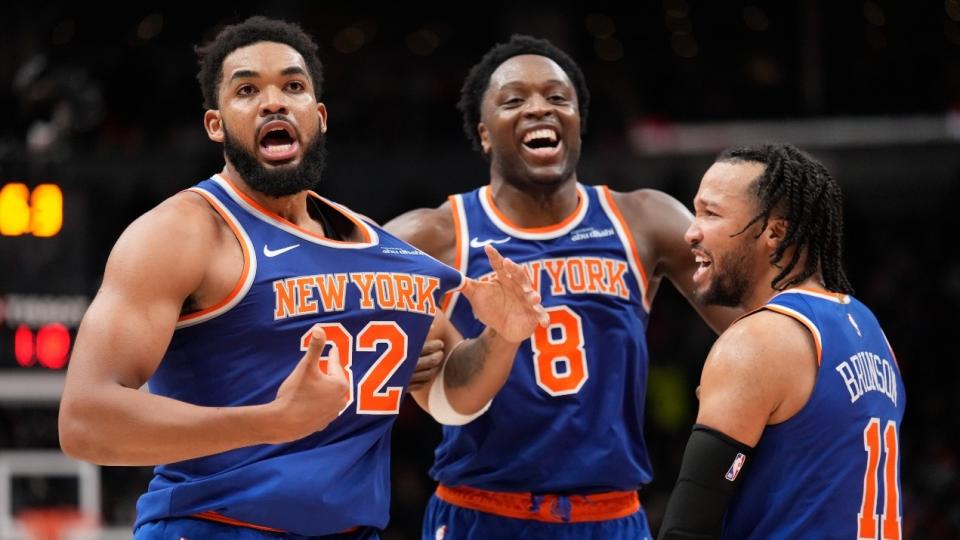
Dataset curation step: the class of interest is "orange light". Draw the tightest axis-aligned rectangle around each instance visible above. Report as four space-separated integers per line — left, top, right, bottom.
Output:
30 184 63 237
0 183 63 237
14 325 35 367
36 323 71 369
0 183 31 235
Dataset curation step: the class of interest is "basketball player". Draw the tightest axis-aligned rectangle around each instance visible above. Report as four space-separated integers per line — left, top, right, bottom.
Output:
57 17 547 539
657 144 905 539
385 35 737 540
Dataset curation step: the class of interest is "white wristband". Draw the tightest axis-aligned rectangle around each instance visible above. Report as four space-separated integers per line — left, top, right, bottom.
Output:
426 342 493 426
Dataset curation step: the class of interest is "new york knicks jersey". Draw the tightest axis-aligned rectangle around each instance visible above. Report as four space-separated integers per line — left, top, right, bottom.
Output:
431 183 653 493
134 174 463 536
723 289 905 540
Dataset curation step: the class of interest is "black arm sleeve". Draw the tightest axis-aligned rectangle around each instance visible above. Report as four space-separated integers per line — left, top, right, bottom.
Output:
656 424 754 540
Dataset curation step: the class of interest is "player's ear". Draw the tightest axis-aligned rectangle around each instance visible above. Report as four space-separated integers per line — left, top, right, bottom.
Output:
765 217 788 250
317 102 328 134
204 110 224 143
478 123 491 155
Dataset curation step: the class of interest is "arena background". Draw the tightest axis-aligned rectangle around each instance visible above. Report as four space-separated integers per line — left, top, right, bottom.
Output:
1 2 958 538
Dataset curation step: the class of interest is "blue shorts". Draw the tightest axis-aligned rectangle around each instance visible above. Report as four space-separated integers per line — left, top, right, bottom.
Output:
134 517 379 540
422 493 652 540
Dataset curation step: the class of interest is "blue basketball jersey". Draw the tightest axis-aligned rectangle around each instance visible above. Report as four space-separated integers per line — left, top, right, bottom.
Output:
431 183 653 493
723 289 906 540
134 174 463 536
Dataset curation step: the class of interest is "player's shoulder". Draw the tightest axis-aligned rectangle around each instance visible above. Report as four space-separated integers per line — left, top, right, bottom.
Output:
610 189 693 235
138 190 223 240
604 187 684 213
102 190 220 298
710 309 818 375
383 201 455 259
603 187 693 247
113 191 223 266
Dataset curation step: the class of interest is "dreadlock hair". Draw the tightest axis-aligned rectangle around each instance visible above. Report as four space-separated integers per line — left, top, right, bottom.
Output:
718 143 854 294
195 16 324 110
458 34 590 153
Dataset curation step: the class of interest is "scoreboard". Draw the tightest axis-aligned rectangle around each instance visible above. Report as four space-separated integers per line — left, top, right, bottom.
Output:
1 181 90 372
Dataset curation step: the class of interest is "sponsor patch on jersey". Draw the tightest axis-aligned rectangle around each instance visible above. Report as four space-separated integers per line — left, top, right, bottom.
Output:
570 227 615 242
381 247 426 256
435 525 448 540
725 452 747 481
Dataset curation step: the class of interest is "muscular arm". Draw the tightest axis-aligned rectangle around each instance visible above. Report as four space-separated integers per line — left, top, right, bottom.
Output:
59 193 347 465
658 311 818 537
613 189 740 333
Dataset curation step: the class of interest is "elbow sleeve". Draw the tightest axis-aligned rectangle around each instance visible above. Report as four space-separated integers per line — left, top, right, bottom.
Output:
657 424 753 540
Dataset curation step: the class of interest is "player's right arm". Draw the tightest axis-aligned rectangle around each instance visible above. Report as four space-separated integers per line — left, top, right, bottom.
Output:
611 189 741 333
58 192 348 466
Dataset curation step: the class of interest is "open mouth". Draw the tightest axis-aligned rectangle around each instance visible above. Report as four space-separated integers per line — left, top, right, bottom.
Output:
692 251 713 283
521 128 561 158
258 122 300 162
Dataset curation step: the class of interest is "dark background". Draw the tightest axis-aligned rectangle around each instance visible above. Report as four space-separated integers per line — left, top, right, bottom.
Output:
1 2 958 538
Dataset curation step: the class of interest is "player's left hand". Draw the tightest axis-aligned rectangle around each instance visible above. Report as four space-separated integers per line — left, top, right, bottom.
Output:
409 339 444 391
460 245 548 343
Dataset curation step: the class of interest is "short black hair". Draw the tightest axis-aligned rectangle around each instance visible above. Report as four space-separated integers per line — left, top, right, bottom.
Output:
195 16 324 110
718 143 854 294
458 34 590 152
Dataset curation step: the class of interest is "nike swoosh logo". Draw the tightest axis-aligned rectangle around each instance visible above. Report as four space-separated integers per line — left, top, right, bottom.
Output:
469 237 511 249
263 243 301 257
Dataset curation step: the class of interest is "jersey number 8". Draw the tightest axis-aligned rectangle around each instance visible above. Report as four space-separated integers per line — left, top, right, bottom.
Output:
531 306 589 396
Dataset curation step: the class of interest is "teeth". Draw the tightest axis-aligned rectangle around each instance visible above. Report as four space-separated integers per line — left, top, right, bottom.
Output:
523 128 558 143
695 255 709 264
263 142 293 154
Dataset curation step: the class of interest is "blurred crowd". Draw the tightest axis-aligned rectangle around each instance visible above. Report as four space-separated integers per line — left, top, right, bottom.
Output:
2 3 958 538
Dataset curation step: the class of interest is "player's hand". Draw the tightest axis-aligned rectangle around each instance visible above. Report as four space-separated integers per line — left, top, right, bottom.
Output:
409 339 444 392
270 325 349 443
460 245 548 343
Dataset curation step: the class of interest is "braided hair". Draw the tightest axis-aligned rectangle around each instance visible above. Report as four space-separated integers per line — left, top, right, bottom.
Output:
718 144 854 294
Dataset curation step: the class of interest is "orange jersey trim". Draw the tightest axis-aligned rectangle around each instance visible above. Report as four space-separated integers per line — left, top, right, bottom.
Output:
193 511 286 533
783 286 850 304
193 511 361 534
219 173 373 245
179 189 252 323
435 484 640 524
763 304 823 366
439 195 466 314
598 186 652 310
482 185 585 234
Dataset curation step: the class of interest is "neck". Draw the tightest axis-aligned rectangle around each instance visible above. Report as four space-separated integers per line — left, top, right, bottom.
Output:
488 174 580 229
743 274 826 312
222 164 319 232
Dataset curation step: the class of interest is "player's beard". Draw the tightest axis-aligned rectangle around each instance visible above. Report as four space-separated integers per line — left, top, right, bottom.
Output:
223 122 328 198
696 241 753 307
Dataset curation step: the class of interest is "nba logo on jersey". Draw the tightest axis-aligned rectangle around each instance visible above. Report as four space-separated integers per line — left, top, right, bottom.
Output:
725 453 747 481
